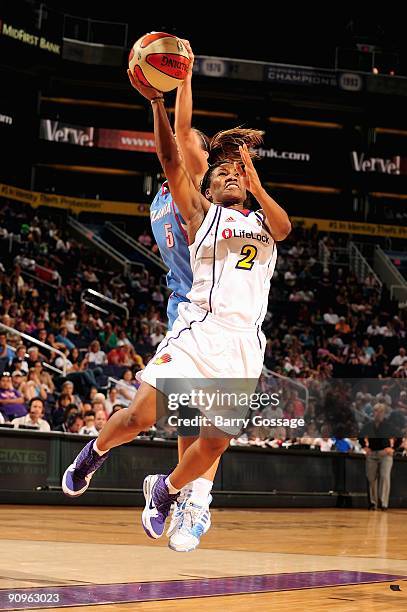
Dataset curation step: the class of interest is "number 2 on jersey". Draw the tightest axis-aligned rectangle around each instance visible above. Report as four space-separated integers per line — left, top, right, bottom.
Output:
164 223 174 248
236 244 258 270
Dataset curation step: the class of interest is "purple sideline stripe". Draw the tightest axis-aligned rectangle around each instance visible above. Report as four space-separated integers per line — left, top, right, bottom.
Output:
0 571 405 610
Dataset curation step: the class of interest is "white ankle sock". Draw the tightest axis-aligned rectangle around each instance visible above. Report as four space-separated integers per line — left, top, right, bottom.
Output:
93 440 109 456
165 476 180 495
190 477 213 505
182 482 194 495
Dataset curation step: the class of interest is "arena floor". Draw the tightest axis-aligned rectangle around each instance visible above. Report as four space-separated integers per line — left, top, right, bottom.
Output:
1 506 407 611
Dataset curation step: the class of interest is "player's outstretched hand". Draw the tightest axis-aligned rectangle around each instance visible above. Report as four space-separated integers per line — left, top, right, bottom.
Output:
180 39 194 75
235 143 262 195
127 69 163 101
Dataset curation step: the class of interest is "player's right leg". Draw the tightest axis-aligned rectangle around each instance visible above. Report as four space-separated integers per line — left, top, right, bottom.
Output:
62 382 157 497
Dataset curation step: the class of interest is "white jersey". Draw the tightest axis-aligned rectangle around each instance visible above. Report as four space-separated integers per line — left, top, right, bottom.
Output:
187 204 277 328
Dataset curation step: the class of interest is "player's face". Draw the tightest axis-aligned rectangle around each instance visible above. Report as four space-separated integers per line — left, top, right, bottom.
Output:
207 163 246 206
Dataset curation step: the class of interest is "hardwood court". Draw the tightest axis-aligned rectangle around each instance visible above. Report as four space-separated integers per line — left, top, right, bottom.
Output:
1 506 407 611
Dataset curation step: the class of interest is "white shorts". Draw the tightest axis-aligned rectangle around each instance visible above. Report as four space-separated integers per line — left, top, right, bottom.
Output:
141 302 265 435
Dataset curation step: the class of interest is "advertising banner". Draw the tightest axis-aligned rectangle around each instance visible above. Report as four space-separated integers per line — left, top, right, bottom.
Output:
293 216 407 239
264 64 338 88
39 119 94 146
351 152 407 176
97 129 156 152
40 119 156 153
0 183 150 217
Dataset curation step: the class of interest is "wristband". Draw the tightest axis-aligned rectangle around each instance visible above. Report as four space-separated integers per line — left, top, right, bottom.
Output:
151 96 164 104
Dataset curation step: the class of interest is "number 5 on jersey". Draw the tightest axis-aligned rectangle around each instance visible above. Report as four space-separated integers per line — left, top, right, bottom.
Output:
236 244 258 270
164 223 174 248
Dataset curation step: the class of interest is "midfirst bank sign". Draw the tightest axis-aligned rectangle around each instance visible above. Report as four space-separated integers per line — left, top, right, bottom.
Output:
0 21 61 54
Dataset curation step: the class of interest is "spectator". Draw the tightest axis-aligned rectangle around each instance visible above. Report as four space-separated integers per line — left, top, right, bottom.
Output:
21 367 48 402
105 387 119 416
79 411 98 436
51 393 72 428
26 346 44 369
284 266 297 287
116 330 133 348
151 286 164 305
314 425 335 452
60 380 82 409
11 344 29 374
374 345 388 376
55 411 83 433
83 340 107 367
116 369 138 406
99 323 117 351
390 348 407 368
150 323 165 348
0 372 27 420
335 317 351 335
39 369 55 398
138 229 152 248
12 398 50 432
110 403 125 416
11 370 26 393
107 344 134 366
361 403 395 511
332 437 353 452
0 332 14 365
92 394 107 416
393 362 407 378
323 308 339 326
67 347 83 371
367 317 382 336
56 326 76 351
94 409 107 433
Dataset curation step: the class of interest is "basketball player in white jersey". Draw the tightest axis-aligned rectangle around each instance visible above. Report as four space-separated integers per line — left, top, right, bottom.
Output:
62 68 291 542
147 40 265 552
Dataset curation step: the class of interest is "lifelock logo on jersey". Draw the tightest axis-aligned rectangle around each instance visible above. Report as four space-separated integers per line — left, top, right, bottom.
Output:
222 228 270 244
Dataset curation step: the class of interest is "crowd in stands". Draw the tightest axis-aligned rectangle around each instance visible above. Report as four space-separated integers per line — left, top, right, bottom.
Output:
1 199 406 454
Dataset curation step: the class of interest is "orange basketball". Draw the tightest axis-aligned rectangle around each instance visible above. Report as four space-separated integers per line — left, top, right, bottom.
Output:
128 32 191 93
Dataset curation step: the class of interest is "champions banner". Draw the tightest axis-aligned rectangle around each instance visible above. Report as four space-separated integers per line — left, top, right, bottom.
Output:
0 183 149 217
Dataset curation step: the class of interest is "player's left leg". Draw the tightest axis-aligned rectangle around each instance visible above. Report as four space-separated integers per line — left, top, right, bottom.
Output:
168 435 219 552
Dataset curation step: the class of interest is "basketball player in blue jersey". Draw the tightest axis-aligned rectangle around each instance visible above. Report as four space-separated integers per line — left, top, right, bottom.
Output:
148 42 263 552
62 48 290 547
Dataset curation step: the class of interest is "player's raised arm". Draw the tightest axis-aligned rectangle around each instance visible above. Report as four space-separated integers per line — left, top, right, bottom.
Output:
237 143 291 241
127 70 210 235
174 41 209 188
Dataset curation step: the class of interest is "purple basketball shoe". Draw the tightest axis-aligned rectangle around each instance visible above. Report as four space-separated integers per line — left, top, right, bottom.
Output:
62 440 109 497
142 474 179 539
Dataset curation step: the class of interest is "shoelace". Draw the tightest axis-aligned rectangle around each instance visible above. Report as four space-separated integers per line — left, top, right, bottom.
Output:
175 488 192 509
178 502 205 533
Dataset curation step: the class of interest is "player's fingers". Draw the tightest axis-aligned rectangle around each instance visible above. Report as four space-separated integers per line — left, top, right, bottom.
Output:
128 69 143 92
181 39 194 60
182 39 193 55
234 161 245 176
242 143 254 164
